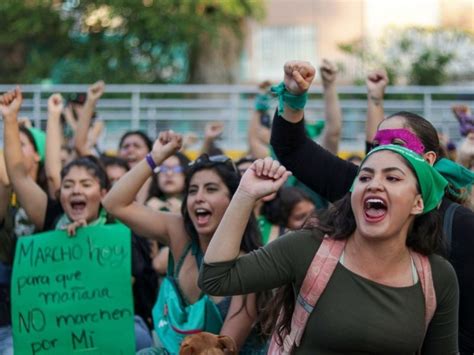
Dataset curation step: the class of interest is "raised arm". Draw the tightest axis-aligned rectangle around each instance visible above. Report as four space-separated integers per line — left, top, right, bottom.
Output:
201 121 224 155
319 59 342 155
102 130 183 244
45 94 64 198
366 69 388 145
74 81 105 156
0 87 48 230
205 157 290 263
248 108 271 159
270 61 359 202
0 152 11 223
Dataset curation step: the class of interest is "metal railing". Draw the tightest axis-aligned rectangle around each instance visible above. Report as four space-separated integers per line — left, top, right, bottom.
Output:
0 84 473 153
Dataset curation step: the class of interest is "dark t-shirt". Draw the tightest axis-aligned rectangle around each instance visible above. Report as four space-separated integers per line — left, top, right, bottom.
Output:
270 113 474 353
200 230 459 354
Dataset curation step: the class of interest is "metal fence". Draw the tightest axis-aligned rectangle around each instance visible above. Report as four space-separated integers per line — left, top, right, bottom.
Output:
1 84 473 154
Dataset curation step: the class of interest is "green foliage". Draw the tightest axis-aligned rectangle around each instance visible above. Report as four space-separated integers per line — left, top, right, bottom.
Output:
0 0 265 83
339 26 474 86
409 50 454 85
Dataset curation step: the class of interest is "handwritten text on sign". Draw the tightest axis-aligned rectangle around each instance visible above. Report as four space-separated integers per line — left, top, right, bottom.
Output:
11 224 134 355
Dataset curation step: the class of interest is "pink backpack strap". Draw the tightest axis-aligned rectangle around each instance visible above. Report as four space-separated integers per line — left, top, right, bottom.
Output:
268 236 346 354
409 251 437 332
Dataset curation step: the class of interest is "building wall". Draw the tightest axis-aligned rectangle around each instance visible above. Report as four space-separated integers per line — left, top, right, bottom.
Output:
241 0 473 84
242 0 364 83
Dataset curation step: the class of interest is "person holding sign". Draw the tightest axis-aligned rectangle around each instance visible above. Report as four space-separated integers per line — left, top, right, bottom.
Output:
0 87 154 352
199 147 459 354
103 131 268 353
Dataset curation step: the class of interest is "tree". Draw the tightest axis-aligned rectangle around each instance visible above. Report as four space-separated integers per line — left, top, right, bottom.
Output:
0 0 265 84
339 27 474 85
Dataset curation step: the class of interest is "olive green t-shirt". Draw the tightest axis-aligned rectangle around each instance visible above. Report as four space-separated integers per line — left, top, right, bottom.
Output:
199 229 459 354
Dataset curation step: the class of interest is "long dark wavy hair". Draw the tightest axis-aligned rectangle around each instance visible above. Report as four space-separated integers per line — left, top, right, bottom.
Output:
384 111 468 204
260 154 444 345
181 155 262 253
181 155 270 339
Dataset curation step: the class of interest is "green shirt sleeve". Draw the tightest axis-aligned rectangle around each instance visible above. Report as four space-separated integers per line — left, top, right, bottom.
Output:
199 229 322 296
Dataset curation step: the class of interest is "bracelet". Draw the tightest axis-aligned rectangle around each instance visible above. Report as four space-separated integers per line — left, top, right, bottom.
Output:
145 154 161 173
270 82 308 115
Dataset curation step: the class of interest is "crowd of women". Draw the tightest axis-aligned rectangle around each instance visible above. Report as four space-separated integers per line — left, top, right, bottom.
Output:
0 59 473 355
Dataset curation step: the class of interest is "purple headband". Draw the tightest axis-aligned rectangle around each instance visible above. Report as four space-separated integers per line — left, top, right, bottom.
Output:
373 129 425 155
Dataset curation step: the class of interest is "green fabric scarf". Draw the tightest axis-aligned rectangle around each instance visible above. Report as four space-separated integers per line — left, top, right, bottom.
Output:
54 208 109 230
27 127 46 163
271 82 308 115
434 157 474 191
353 145 448 213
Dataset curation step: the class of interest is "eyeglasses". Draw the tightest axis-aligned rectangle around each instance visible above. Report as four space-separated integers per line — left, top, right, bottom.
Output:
189 154 239 174
159 165 184 174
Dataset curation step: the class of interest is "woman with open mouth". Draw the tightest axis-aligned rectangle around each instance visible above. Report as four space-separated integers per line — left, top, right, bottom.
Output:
270 60 474 354
199 145 458 354
103 130 268 354
1 88 112 234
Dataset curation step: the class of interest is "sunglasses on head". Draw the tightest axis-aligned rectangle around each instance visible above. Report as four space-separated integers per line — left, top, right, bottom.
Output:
159 165 184 174
189 154 239 174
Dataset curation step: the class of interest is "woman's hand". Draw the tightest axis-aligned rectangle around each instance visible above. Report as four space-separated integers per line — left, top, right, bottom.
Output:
63 219 88 237
238 157 291 201
319 59 338 89
0 86 23 122
366 69 389 103
151 130 183 164
48 93 64 118
283 60 316 95
87 80 105 104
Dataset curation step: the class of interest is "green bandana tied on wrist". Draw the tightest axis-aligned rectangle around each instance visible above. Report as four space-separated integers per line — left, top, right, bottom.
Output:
351 145 448 213
271 82 308 115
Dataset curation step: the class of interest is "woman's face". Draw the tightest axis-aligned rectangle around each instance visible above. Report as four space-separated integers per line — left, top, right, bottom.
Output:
119 134 149 168
158 156 185 196
186 168 231 239
106 165 128 186
19 131 40 177
60 166 106 223
287 199 315 230
351 151 423 241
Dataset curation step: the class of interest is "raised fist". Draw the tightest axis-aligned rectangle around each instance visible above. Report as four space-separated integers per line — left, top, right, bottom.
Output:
205 122 224 140
151 130 183 163
0 86 23 122
87 80 105 103
319 59 338 88
366 69 389 100
48 93 64 117
283 61 316 95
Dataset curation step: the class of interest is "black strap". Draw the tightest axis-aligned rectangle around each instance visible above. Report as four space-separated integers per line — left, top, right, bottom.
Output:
443 202 460 250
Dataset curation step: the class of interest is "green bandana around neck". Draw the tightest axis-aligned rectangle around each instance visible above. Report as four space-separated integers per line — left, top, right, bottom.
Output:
27 127 46 163
270 82 308 115
54 207 108 231
434 158 474 191
351 145 448 213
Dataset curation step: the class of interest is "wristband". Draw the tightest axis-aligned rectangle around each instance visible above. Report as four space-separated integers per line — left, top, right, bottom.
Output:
145 154 161 173
270 82 308 115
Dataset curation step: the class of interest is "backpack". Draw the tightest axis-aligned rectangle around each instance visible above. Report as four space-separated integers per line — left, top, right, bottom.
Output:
268 236 437 354
152 243 223 353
